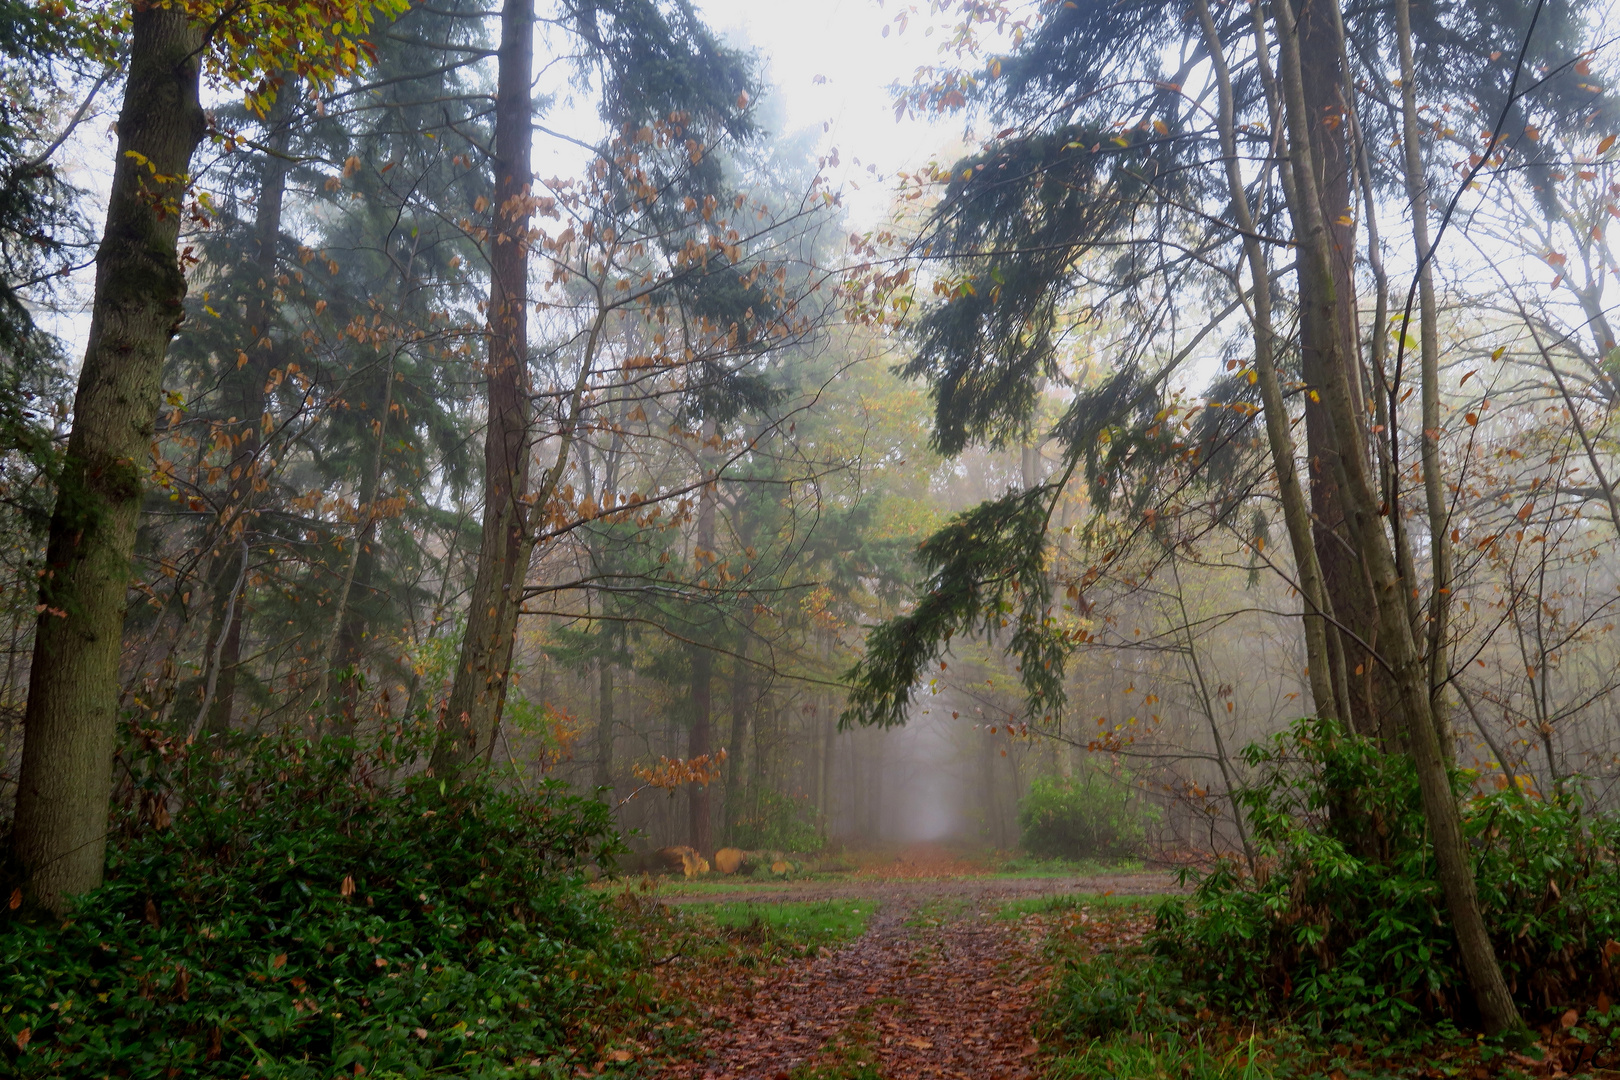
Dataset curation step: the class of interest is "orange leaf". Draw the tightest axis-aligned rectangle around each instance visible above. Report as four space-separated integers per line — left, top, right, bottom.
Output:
15 1027 29 1051
272 953 287 969
341 875 355 897
1562 1007 1580 1029
1601 134 1618 154
7 888 19 911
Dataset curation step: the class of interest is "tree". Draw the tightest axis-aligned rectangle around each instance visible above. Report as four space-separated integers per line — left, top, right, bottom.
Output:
833 0 1612 1031
9 0 402 910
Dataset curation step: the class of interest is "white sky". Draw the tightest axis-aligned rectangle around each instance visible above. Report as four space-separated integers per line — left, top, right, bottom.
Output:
696 0 961 226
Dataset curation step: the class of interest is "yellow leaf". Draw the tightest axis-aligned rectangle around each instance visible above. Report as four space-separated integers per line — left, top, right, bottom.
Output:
1152 119 1168 135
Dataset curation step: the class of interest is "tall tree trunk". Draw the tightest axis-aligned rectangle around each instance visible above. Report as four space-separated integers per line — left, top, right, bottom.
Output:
11 5 207 909
1292 0 1383 740
199 78 297 736
1394 0 1456 765
1196 0 1338 729
430 0 534 778
1269 0 1523 1033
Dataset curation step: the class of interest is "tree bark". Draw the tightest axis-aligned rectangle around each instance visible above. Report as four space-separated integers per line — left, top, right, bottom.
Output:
430 0 534 778
1269 0 1523 1033
1292 0 1383 740
11 5 206 909
1196 0 1338 729
1394 0 1457 765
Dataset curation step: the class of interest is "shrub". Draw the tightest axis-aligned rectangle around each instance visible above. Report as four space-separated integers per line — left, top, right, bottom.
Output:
1153 717 1620 1033
1 722 634 1078
1018 770 1155 859
727 785 823 853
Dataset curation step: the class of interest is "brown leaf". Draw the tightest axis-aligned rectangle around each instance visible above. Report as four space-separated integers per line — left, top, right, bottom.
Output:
272 953 287 969
15 1027 29 1051
7 888 20 911
1562 1007 1580 1028
341 875 355 897
144 898 161 929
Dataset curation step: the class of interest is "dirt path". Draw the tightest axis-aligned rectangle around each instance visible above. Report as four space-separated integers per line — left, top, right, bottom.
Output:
658 876 1164 1079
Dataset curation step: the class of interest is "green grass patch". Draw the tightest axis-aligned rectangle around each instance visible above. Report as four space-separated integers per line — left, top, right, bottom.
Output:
667 898 873 960
1047 1031 1275 1080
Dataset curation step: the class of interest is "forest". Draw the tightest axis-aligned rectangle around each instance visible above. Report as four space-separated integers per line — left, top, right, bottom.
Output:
4 0 1620 1075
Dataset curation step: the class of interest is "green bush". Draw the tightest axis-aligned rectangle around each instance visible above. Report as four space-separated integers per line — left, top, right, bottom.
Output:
1153 717 1620 1033
0 723 634 1078
1018 770 1155 859
727 785 823 853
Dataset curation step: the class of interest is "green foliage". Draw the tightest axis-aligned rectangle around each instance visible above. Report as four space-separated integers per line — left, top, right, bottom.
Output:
0 726 635 1078
727 785 824 853
842 487 1068 730
1153 718 1620 1033
1018 771 1157 860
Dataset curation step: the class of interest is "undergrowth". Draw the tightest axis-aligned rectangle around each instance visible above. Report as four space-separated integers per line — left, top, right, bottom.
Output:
0 721 645 1079
1154 718 1620 1036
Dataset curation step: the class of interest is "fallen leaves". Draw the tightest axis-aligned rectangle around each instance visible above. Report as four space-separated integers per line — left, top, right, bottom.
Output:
658 886 1051 1080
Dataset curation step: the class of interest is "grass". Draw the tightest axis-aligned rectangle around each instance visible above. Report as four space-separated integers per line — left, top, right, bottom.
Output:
1048 1031 1275 1079
998 891 1168 920
666 898 874 960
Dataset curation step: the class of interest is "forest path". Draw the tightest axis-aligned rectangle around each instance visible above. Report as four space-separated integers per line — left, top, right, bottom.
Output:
658 872 1171 1079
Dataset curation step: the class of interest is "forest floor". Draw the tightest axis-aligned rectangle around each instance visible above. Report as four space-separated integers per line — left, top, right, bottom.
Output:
633 844 1176 1079
599 847 1620 1079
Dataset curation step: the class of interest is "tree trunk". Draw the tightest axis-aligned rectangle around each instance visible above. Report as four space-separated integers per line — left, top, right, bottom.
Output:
11 5 207 910
1196 0 1338 729
1269 0 1523 1033
1292 0 1384 741
198 78 297 736
430 0 534 778
1394 0 1457 765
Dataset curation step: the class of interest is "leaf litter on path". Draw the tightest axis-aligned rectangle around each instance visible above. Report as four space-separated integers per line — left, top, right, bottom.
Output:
657 881 1071 1079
